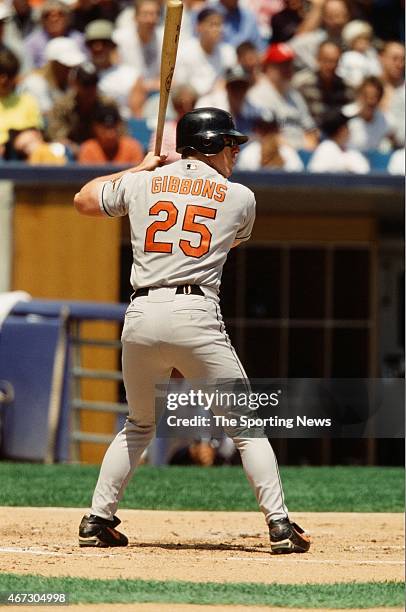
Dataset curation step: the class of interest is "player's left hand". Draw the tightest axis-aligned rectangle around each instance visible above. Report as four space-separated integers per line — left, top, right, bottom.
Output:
135 152 168 172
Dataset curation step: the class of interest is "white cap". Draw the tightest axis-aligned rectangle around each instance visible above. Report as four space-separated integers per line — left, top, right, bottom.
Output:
342 20 373 46
0 2 12 21
45 37 86 67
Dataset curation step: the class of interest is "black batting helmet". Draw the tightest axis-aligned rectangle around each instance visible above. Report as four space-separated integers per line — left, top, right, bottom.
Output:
176 107 248 155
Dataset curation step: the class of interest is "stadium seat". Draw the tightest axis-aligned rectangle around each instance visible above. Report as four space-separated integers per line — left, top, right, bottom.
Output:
126 118 152 152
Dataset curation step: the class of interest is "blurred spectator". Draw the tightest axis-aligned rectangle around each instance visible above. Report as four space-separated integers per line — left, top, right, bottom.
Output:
248 43 318 149
85 19 140 119
0 48 42 151
78 104 144 164
240 0 283 42
236 111 304 171
179 0 207 42
211 0 265 50
20 37 86 114
149 84 198 162
345 76 391 151
378 41 405 112
47 61 116 157
8 127 67 163
293 40 353 128
337 20 381 88
197 65 263 134
236 40 261 84
72 0 124 33
114 0 163 93
387 148 405 175
289 0 351 71
0 2 29 72
308 109 369 172
10 0 36 38
174 7 236 98
24 0 84 69
386 85 405 148
271 0 306 43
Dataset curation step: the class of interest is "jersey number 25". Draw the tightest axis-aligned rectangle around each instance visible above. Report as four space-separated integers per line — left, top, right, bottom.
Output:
144 201 217 259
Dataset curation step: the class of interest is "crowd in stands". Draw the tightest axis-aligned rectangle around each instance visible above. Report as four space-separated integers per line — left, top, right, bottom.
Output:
0 0 404 173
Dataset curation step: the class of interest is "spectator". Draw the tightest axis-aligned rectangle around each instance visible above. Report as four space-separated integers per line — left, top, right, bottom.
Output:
174 7 236 98
236 40 261 84
72 0 124 33
114 0 163 93
10 0 36 39
0 2 28 72
387 148 405 175
271 0 309 43
85 19 140 119
179 0 207 43
293 40 353 128
78 104 144 164
289 0 351 71
386 85 405 148
345 76 391 151
337 20 381 88
9 127 68 164
240 0 283 42
0 48 42 151
236 111 304 171
248 43 318 149
211 0 265 50
308 109 369 172
197 65 263 135
378 41 405 112
149 84 198 162
20 37 86 115
47 62 116 157
24 0 84 69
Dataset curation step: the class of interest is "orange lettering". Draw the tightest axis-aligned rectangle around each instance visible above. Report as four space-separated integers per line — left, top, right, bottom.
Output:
191 178 203 196
214 183 227 202
168 176 180 192
180 179 192 195
151 176 162 194
202 180 215 199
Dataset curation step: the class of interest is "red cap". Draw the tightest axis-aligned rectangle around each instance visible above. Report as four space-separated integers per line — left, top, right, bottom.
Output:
263 43 295 65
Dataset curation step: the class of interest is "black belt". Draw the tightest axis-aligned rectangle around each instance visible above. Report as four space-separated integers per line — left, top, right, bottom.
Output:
134 285 204 298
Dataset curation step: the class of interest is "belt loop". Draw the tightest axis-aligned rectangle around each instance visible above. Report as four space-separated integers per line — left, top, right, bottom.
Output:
183 285 192 295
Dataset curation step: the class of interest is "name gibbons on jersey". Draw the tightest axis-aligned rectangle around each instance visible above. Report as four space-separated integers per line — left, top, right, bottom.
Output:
151 176 228 203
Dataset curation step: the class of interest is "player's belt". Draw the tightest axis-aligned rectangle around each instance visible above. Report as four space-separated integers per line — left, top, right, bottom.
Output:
134 285 204 298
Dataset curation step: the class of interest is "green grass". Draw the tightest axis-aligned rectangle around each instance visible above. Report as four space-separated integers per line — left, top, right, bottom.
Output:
0 463 403 512
0 575 403 608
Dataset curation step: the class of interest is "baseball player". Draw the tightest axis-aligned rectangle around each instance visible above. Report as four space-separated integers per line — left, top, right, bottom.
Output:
74 107 310 555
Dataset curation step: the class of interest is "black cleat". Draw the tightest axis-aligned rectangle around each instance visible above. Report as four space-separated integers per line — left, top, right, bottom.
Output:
78 514 128 548
269 517 311 554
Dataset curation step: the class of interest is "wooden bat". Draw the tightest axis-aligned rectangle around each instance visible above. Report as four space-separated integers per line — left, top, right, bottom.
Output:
154 0 183 156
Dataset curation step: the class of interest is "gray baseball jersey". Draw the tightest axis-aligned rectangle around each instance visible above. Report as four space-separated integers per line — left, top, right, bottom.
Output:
98 158 256 292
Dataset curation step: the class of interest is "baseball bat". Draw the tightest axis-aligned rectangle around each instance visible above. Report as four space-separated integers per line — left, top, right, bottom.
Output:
154 0 183 156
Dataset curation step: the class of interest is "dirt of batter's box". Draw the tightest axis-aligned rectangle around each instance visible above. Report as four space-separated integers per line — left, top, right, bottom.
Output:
0 508 403 585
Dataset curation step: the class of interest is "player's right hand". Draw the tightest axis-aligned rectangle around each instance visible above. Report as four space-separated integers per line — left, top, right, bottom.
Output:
136 152 168 172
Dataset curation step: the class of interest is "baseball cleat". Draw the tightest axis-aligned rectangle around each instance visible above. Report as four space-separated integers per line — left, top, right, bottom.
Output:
269 517 311 554
78 514 128 547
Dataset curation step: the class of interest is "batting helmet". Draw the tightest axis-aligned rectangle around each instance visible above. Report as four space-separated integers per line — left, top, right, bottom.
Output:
176 107 248 155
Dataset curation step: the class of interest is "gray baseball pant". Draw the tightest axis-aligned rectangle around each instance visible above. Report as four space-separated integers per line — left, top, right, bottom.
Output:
91 287 288 525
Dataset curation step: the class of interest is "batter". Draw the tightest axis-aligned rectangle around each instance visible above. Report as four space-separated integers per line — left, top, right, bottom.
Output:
74 107 310 554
